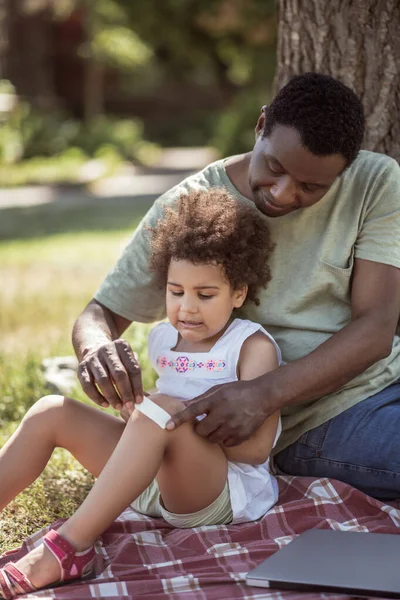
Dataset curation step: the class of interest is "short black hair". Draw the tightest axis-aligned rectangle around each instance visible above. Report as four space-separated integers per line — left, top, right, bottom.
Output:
263 72 365 167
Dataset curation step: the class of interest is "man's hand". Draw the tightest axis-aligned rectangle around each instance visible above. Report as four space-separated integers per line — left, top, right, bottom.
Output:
77 338 143 411
166 379 277 446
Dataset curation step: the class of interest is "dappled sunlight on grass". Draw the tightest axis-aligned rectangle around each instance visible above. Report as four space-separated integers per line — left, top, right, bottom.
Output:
1 209 160 552
0 231 131 354
0 448 95 554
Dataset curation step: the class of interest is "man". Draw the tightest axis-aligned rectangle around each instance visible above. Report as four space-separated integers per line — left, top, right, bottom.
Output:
73 73 400 499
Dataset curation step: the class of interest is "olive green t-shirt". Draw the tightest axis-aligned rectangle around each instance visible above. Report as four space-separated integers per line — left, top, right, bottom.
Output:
95 150 400 452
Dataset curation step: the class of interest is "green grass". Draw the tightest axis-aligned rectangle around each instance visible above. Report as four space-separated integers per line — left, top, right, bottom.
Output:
0 195 158 554
0 193 156 240
0 445 95 553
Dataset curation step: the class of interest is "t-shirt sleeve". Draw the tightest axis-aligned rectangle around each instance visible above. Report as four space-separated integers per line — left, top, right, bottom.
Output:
94 181 192 322
355 158 400 268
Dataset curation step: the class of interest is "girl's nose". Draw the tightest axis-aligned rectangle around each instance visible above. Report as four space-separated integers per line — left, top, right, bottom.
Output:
181 297 197 313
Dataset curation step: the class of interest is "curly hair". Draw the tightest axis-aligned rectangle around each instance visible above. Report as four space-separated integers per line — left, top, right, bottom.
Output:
148 189 274 306
263 72 365 167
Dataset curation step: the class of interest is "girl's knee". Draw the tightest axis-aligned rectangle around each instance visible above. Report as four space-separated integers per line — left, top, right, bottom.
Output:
130 394 185 427
147 393 185 415
23 394 74 424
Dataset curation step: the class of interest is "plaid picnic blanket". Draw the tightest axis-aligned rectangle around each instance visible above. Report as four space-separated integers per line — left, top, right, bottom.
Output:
2 475 400 599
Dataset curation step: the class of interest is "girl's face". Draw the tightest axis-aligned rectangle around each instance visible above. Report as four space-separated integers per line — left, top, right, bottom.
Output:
166 259 247 346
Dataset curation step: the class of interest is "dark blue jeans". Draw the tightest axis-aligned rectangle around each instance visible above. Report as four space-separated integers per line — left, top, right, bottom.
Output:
275 380 400 500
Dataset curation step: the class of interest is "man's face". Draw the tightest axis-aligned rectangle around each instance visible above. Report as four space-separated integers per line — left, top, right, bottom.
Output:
248 122 347 218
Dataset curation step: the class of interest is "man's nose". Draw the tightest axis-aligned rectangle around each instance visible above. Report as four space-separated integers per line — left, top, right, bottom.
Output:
269 176 296 205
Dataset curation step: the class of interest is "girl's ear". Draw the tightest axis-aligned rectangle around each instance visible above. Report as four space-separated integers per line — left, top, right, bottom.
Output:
233 285 248 308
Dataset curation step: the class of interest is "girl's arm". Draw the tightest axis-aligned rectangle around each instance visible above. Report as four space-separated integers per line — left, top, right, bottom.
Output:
222 331 280 464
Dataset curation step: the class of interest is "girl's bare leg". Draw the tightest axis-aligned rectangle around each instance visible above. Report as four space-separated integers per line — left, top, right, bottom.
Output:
7 395 227 592
0 395 125 511
57 394 227 546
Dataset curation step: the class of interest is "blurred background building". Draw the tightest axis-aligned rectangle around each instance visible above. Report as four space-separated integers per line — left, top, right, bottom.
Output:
1 0 399 189
0 0 277 187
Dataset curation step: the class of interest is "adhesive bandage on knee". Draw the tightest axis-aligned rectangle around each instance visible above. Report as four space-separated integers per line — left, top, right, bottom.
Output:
135 396 171 429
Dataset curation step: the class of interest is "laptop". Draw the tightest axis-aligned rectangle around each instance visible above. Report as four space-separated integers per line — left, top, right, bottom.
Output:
246 529 400 598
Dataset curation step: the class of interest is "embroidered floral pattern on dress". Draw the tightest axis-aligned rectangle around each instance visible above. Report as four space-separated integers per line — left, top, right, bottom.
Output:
156 355 226 373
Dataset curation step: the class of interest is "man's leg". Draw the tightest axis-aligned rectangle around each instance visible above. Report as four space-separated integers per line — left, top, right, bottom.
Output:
275 380 400 500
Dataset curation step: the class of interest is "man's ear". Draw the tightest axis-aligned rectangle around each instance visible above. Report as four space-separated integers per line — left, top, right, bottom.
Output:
255 105 268 138
233 285 248 308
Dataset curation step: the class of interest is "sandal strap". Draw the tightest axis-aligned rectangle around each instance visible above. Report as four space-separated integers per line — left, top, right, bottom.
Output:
0 563 36 598
0 531 95 598
43 529 76 574
0 570 14 600
43 529 95 582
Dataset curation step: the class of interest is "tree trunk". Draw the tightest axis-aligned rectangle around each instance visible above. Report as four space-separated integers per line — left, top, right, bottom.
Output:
0 0 9 79
83 58 103 123
82 4 103 124
274 0 400 162
7 0 55 109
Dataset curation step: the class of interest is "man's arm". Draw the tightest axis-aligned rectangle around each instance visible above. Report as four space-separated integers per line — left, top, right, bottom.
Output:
267 258 400 407
72 299 143 410
72 299 131 361
168 259 400 445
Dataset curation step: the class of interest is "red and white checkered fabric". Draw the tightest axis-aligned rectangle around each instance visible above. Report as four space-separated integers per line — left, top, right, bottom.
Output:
2 476 399 599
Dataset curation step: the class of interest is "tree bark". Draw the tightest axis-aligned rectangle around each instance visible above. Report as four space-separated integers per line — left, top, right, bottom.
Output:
7 0 55 109
0 0 9 79
275 0 400 162
82 4 104 123
83 58 104 123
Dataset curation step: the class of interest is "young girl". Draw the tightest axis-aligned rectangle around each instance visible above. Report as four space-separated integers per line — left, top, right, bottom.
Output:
0 188 281 598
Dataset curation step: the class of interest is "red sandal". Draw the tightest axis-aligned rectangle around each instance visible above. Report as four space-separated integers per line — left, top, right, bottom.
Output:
0 529 96 598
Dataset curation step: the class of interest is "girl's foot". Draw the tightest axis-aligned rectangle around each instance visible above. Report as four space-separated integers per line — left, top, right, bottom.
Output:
0 530 95 598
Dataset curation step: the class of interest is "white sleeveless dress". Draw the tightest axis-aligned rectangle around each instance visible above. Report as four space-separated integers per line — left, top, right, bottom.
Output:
148 318 282 524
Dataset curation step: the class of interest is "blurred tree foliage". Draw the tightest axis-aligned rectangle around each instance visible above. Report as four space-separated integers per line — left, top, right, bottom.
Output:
118 0 276 87
116 0 277 151
1 0 277 156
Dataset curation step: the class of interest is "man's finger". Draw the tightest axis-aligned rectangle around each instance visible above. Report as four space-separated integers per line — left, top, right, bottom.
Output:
193 413 224 438
166 398 211 430
222 434 245 447
101 348 135 407
185 384 222 406
116 339 144 403
202 424 226 444
90 357 122 409
78 363 109 407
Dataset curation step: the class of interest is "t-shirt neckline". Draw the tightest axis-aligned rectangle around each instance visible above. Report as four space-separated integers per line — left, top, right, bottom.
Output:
216 157 255 206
